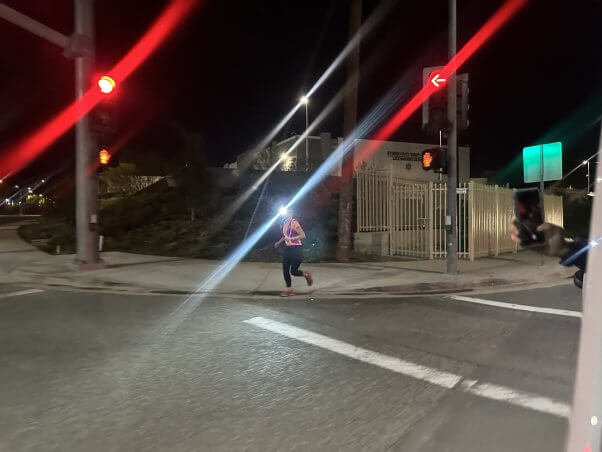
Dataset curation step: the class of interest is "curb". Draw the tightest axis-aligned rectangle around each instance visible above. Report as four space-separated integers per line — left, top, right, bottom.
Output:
0 268 575 298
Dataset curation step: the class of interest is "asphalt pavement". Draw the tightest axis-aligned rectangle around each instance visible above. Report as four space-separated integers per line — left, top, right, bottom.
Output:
0 281 582 451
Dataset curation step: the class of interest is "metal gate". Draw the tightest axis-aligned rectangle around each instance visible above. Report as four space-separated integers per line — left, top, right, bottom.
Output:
389 182 429 257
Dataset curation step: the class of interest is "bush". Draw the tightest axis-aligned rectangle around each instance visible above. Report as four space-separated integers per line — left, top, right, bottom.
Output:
564 196 592 238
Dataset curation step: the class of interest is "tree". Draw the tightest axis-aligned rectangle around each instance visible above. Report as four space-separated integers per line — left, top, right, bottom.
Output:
99 163 162 196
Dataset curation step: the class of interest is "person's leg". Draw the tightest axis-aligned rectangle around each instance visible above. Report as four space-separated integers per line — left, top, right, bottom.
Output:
289 247 303 277
282 251 292 288
289 246 313 286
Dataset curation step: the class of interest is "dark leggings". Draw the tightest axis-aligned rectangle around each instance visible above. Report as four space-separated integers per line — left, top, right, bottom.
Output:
283 246 304 287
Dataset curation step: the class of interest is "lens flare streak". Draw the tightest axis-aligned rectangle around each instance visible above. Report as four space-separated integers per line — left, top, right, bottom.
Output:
155 0 529 334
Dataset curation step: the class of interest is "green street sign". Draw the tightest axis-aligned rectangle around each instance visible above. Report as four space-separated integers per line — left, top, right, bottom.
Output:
522 142 563 183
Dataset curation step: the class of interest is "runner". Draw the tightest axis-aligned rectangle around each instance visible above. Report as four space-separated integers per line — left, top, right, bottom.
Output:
274 208 313 297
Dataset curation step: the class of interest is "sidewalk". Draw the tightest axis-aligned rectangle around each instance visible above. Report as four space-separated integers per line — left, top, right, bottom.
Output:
0 222 574 296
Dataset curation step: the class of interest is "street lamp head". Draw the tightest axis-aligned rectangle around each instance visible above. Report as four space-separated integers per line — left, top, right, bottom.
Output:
583 160 589 165
300 95 309 105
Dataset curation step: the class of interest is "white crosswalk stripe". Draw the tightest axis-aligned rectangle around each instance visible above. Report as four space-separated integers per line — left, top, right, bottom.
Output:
244 316 570 418
447 294 581 318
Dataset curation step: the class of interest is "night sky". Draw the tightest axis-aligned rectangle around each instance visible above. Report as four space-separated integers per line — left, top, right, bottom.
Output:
1 0 601 189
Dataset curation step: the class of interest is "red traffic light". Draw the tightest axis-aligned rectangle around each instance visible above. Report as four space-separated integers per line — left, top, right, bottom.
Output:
428 71 447 88
98 75 116 94
99 148 111 165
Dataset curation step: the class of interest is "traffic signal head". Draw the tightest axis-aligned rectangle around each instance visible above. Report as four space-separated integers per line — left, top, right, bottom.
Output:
422 150 434 169
422 66 469 132
428 71 447 89
421 147 447 173
98 75 116 94
99 148 111 165
97 148 119 173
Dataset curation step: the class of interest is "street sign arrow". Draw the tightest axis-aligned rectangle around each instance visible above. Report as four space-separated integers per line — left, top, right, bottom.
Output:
430 73 446 88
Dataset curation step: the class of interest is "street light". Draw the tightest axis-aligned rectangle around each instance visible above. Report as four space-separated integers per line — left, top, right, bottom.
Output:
280 152 293 171
300 95 309 171
582 159 591 192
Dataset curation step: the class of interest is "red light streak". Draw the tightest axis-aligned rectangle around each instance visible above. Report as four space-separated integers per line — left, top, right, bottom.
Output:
0 0 199 177
355 0 528 166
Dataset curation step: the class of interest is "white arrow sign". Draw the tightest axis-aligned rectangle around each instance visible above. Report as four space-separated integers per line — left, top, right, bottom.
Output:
430 73 446 88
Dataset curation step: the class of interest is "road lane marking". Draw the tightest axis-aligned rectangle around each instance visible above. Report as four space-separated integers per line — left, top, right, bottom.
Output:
0 289 43 299
244 316 461 388
244 316 571 418
447 295 582 318
460 379 571 418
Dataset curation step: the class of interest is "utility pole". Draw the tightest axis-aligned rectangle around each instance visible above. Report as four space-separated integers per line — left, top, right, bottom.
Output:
74 0 101 267
337 0 362 262
0 1 101 267
446 0 458 274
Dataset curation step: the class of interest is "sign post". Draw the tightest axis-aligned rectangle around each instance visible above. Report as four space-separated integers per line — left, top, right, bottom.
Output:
522 142 563 265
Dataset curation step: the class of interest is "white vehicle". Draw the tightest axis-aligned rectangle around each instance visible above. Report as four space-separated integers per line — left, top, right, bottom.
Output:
567 129 602 451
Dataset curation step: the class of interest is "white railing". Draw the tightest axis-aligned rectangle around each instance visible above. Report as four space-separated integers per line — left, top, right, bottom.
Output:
356 166 389 232
356 166 564 261
468 183 516 260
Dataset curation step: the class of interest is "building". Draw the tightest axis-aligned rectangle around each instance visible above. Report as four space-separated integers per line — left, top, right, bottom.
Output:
230 133 341 172
353 139 471 183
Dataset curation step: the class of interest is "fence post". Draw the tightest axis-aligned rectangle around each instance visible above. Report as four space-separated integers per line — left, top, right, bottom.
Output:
428 181 434 259
495 185 500 256
513 188 518 254
356 170 361 233
468 181 475 261
388 164 393 256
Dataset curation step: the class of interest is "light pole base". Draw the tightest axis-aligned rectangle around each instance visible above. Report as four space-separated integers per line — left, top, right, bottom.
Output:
76 260 106 271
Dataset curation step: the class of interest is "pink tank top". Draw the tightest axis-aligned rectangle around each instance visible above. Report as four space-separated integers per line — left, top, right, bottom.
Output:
283 219 302 246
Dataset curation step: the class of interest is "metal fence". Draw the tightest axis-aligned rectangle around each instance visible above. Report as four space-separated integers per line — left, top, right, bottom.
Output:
356 166 564 261
356 166 389 232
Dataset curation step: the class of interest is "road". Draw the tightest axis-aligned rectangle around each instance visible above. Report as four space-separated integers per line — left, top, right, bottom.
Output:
0 281 582 451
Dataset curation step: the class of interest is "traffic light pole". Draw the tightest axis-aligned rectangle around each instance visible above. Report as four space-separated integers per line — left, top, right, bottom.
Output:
0 1 101 267
74 0 101 267
446 0 458 274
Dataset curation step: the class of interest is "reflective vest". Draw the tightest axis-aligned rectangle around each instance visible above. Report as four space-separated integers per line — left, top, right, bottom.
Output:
283 219 302 246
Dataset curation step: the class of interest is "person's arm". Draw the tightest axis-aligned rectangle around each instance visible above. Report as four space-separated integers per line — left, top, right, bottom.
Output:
559 237 588 273
511 220 588 272
274 236 285 248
